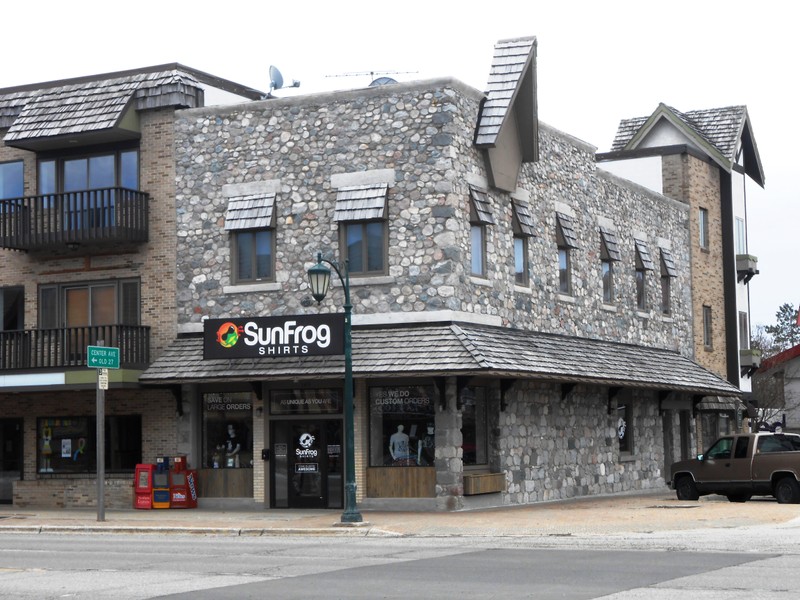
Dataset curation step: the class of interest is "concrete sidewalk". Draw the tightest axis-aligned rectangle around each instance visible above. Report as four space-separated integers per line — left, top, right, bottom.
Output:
2 491 799 537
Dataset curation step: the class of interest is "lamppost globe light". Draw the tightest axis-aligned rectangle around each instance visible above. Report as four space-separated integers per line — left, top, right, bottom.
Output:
307 256 332 303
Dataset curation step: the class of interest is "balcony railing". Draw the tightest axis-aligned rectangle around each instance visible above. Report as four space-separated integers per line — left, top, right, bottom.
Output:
0 188 149 251
0 325 150 371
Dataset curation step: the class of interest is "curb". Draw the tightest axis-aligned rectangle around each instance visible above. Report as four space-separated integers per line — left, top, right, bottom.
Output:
0 524 404 537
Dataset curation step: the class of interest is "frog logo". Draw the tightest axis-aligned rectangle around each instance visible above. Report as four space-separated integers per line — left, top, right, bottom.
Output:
299 433 315 449
216 322 243 349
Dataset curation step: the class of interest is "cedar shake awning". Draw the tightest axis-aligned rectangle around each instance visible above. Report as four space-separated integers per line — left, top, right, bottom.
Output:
141 321 741 398
660 248 677 277
512 199 536 237
599 227 621 261
224 193 276 230
468 186 495 225
332 184 388 221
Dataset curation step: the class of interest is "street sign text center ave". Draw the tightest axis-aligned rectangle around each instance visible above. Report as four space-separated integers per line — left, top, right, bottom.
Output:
87 346 120 369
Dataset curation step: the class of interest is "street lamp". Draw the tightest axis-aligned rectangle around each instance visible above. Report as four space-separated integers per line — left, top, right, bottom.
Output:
307 252 363 524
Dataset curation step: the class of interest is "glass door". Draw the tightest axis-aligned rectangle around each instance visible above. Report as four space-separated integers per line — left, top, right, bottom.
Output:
0 419 23 504
271 419 342 509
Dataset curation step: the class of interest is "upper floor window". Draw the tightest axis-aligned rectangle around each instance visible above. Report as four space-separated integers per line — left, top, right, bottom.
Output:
343 221 385 275
39 278 140 329
514 235 528 285
699 207 709 250
659 248 677 315
334 184 388 277
38 147 139 193
634 238 654 311
703 305 713 349
556 212 579 295
0 161 24 200
599 227 621 304
224 192 277 284
512 199 536 286
735 217 747 255
739 311 750 350
469 185 494 278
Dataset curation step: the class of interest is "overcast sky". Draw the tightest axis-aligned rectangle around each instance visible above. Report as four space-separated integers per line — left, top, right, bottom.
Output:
3 1 795 327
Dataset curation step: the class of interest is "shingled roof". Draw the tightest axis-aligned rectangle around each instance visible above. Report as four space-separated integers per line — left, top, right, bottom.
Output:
141 322 740 397
608 103 765 187
0 63 265 151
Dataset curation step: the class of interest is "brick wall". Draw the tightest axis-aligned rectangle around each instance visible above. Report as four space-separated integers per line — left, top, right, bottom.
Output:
662 153 727 377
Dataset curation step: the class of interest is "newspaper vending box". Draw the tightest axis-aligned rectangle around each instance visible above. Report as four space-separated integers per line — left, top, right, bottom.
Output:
169 455 198 509
133 463 154 509
152 457 171 509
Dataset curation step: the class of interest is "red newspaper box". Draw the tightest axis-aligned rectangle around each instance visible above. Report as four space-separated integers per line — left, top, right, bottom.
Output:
169 455 198 509
133 463 154 509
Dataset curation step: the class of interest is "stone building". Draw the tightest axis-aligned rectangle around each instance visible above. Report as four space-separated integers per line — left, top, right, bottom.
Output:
138 37 739 511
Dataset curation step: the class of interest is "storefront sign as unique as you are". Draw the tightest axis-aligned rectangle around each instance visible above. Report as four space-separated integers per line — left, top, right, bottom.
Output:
203 314 345 359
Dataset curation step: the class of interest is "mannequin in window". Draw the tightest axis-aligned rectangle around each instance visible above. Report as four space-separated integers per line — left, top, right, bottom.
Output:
225 423 241 468
417 423 435 466
389 424 410 464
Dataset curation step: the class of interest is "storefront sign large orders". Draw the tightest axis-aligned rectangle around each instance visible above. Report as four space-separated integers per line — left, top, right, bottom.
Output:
203 314 345 359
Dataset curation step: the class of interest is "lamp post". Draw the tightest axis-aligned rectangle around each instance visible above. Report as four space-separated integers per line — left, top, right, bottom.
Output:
307 252 363 523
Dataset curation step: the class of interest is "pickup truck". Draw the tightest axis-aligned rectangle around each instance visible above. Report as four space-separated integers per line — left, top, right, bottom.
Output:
669 432 800 503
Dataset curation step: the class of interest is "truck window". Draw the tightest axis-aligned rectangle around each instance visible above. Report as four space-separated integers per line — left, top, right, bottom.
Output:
757 437 784 453
734 437 749 459
706 437 733 459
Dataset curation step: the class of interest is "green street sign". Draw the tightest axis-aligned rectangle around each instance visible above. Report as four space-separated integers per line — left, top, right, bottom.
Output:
87 346 120 370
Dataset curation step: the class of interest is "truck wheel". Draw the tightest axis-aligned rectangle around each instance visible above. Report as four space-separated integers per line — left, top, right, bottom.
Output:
775 478 800 504
675 476 699 501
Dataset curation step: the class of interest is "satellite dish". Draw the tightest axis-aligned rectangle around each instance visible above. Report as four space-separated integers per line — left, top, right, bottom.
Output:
369 76 398 87
269 65 284 93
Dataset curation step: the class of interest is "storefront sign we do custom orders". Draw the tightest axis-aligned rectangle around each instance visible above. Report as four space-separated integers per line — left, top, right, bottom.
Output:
203 314 345 359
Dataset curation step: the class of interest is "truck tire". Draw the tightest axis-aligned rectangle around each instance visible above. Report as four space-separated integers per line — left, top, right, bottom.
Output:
726 494 751 503
775 477 800 504
675 476 699 501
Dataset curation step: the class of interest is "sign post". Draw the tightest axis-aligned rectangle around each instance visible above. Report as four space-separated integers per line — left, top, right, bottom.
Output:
87 344 120 522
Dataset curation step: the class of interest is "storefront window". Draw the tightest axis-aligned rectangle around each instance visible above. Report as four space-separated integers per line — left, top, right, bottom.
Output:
460 386 488 466
202 392 253 469
369 385 436 467
37 416 141 474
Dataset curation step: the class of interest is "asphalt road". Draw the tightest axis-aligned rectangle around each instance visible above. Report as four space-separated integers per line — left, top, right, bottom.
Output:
0 530 796 599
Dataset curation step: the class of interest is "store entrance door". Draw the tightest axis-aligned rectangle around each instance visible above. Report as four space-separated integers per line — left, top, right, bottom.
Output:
271 420 342 509
0 419 23 504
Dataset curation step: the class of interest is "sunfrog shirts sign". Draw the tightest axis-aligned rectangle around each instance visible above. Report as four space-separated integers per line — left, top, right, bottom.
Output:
203 315 345 359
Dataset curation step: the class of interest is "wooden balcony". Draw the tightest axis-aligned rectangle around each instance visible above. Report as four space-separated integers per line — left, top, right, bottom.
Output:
0 188 148 252
0 325 150 371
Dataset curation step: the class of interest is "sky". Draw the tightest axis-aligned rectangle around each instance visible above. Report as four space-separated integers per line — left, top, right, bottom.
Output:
3 1 796 328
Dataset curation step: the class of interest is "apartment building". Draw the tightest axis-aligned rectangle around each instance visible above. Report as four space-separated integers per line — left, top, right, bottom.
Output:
0 65 263 506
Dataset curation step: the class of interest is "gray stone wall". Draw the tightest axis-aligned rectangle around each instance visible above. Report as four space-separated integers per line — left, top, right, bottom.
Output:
499 382 666 504
173 79 693 356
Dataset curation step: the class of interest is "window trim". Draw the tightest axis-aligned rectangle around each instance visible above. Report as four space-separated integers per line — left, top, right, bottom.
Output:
0 160 24 200
699 207 710 250
38 278 141 328
339 220 388 277
231 228 276 284
703 305 713 349
514 234 528 286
